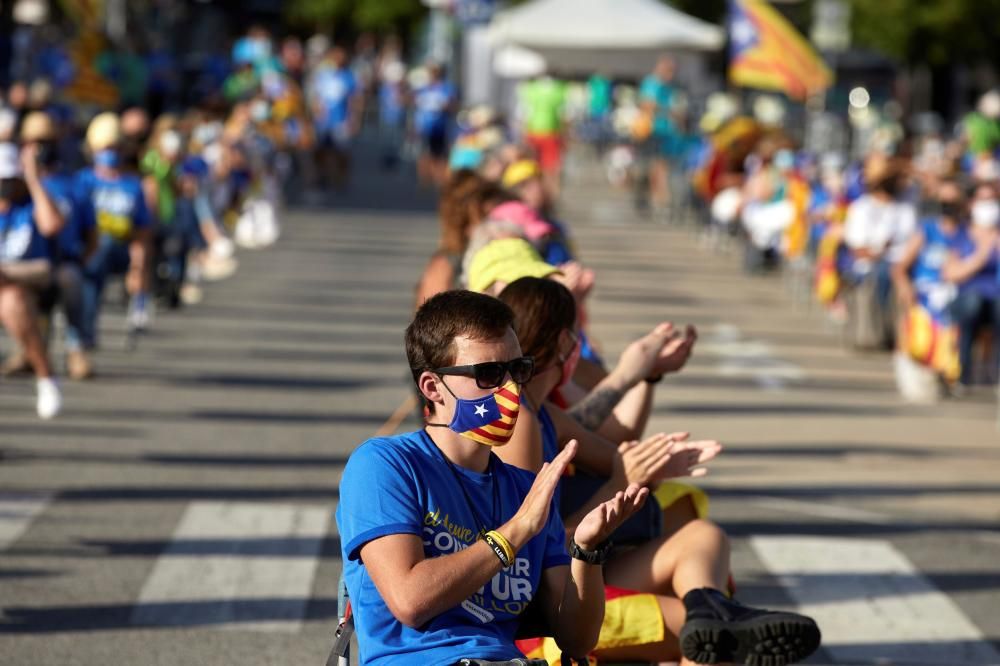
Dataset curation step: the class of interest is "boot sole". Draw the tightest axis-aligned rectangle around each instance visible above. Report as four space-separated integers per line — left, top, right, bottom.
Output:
680 612 821 665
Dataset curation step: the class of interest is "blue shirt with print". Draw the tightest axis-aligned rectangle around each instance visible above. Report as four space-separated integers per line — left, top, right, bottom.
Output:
311 66 357 130
414 81 455 136
337 430 570 666
75 168 150 242
0 201 49 262
43 173 87 262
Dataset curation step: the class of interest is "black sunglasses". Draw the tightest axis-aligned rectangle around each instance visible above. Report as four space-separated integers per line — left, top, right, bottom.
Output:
433 356 535 389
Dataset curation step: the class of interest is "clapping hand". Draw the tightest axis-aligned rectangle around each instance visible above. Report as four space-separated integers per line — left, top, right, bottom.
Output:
573 484 648 550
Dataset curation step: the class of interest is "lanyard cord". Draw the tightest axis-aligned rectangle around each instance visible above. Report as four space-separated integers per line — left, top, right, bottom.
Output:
437 446 499 538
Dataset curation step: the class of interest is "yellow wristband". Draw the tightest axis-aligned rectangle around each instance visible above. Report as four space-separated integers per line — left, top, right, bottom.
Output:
484 530 515 567
490 530 514 561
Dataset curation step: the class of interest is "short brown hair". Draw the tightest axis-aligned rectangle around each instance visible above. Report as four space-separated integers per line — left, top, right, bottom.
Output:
405 290 515 384
497 277 576 372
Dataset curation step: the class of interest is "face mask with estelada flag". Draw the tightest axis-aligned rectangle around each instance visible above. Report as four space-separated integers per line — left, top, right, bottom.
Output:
427 380 521 447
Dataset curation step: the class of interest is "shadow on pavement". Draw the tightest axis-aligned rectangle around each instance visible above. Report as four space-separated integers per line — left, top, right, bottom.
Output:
0 598 339 633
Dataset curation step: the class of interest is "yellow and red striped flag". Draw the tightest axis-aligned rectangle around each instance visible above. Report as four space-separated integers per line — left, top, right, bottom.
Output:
728 0 833 100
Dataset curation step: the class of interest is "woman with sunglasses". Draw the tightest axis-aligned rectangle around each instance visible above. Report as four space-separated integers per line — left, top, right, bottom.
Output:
496 277 821 666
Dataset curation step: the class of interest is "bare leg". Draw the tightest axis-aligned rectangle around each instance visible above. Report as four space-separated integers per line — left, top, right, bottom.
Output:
661 495 700 537
0 284 52 378
649 157 670 209
604 519 730 599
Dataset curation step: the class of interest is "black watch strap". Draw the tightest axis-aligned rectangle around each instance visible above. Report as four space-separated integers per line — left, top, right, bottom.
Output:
570 539 612 565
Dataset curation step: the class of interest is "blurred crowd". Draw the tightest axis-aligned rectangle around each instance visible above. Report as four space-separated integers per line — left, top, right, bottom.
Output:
429 56 1000 405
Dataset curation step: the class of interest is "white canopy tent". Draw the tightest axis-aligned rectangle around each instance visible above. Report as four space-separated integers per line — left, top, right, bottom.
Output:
488 0 724 78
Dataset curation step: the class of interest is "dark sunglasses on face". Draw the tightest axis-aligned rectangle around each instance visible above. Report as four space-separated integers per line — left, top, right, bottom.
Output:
433 356 535 389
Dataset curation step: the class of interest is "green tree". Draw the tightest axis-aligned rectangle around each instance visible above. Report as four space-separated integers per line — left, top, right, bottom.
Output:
849 0 1000 66
284 0 427 32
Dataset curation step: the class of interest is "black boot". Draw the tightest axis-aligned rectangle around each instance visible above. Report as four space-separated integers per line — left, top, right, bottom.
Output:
679 588 821 665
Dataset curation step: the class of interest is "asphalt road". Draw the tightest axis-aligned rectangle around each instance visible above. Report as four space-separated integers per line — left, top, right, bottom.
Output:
1 144 998 666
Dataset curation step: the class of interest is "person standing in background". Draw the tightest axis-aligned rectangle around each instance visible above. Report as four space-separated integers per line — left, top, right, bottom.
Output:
412 62 456 187
638 56 681 212
519 72 567 200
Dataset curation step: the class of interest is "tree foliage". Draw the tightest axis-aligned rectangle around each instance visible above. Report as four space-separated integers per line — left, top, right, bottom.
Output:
284 0 427 32
848 0 1000 65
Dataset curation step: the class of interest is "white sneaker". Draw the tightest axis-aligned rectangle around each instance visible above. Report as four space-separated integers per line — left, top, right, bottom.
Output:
128 305 151 331
36 378 62 420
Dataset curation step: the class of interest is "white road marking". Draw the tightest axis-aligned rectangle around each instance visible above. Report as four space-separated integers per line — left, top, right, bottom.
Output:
132 502 329 632
0 493 51 551
751 536 1000 665
703 324 804 390
749 496 895 525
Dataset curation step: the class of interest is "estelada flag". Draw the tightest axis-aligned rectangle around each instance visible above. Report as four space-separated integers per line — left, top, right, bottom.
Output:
728 0 833 100
451 381 520 447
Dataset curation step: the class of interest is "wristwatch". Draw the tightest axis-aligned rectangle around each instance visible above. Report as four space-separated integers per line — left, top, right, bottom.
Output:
570 539 613 565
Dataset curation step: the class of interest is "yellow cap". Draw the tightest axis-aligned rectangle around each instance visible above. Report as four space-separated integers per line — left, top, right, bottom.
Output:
86 112 121 152
468 238 559 293
501 159 541 189
20 111 56 142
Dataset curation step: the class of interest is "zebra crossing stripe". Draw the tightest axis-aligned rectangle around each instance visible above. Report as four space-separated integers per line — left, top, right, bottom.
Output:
0 493 51 551
751 536 1000 665
131 502 329 632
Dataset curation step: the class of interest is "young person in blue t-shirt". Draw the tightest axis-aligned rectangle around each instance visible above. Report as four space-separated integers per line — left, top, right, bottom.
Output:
337 290 650 666
18 111 95 380
75 112 152 351
308 45 361 189
412 62 456 186
0 140 67 418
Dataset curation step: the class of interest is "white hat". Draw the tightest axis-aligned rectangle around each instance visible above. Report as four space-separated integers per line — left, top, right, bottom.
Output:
0 142 22 179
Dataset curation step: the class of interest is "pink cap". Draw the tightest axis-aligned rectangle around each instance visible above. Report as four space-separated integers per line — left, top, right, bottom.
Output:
487 201 555 242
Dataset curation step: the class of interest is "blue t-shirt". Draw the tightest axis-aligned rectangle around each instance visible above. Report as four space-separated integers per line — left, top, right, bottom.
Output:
337 430 570 666
75 168 150 242
639 75 676 139
912 219 965 317
43 174 87 262
414 81 455 136
379 82 405 126
311 66 357 130
952 229 1000 300
0 201 49 262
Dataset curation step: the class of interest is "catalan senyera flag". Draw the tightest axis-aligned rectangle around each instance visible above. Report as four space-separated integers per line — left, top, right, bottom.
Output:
452 381 520 447
728 0 833 100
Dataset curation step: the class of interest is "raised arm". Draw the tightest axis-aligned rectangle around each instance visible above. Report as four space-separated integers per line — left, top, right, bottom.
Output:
21 145 65 237
361 442 579 628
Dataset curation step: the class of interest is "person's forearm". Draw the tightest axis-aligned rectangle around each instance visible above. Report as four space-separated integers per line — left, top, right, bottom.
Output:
569 368 633 431
397 516 535 627
552 559 605 657
600 381 654 443
25 179 65 236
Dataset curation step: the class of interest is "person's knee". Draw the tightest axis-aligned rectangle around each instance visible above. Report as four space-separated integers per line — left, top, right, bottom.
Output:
677 518 730 557
0 285 30 331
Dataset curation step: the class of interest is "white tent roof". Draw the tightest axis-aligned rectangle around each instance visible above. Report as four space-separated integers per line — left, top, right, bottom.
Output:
489 0 724 52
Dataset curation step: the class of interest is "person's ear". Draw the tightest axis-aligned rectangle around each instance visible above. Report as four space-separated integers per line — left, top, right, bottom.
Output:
417 371 446 406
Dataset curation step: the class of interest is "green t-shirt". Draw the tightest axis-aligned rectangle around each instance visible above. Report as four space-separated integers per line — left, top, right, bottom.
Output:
141 150 176 225
521 78 567 136
964 112 1000 156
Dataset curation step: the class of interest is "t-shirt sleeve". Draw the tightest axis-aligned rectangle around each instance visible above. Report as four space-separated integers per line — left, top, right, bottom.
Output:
338 440 424 562
541 498 571 570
